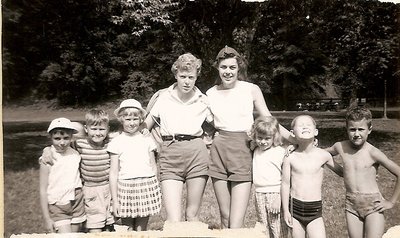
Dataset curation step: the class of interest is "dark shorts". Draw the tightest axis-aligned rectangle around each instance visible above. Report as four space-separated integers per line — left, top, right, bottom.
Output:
159 138 209 182
208 130 252 182
48 188 86 228
289 197 322 228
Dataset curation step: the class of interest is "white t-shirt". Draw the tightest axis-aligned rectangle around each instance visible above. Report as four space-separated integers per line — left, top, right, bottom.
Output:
206 81 254 132
107 133 157 179
150 84 213 136
47 146 82 205
252 146 285 193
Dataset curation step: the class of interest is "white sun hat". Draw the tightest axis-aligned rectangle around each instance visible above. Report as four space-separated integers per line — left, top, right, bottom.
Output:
114 99 147 117
47 117 78 133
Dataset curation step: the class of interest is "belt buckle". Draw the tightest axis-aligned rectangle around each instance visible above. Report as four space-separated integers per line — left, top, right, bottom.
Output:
175 134 184 141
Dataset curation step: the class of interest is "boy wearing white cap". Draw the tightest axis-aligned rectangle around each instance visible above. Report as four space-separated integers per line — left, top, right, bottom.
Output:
39 117 86 233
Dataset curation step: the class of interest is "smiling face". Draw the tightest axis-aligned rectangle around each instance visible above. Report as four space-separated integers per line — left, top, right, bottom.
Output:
119 108 142 135
346 119 371 147
218 57 239 89
50 129 73 153
86 122 109 146
175 68 197 94
291 115 318 140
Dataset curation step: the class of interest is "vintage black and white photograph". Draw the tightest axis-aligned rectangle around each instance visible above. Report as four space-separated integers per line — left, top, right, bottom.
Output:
3 0 400 237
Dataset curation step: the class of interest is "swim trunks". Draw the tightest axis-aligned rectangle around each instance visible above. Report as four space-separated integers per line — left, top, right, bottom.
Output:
289 197 322 227
345 192 382 220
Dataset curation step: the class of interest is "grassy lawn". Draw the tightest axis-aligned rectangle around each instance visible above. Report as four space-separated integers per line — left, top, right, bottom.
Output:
3 114 400 238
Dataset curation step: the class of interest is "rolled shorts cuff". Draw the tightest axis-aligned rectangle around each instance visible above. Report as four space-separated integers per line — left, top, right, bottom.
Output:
53 214 86 229
161 170 208 182
209 169 252 182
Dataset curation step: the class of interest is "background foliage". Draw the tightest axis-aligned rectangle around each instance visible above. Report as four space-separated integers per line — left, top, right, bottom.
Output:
2 0 399 108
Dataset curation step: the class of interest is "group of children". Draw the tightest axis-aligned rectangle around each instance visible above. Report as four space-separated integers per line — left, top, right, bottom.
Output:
39 99 161 233
252 107 400 238
39 99 399 238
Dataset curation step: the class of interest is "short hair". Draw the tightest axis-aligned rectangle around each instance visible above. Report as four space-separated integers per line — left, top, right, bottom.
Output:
85 109 109 126
251 116 282 146
49 128 74 136
117 107 145 123
213 46 248 84
345 106 372 128
290 115 316 129
171 53 202 76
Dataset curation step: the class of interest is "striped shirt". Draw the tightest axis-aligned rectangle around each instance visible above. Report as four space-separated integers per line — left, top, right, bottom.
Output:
74 139 110 187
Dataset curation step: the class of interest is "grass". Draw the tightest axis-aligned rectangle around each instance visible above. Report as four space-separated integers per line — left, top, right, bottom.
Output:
3 115 400 238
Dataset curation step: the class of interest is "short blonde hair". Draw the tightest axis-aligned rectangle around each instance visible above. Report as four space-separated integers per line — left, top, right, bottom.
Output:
251 116 282 147
171 53 202 76
85 109 109 126
117 107 145 124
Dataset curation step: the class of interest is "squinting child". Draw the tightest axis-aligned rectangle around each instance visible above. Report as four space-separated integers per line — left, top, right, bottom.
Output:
281 115 342 238
40 110 115 232
75 110 115 232
108 99 161 231
251 116 288 238
325 107 400 238
39 118 86 233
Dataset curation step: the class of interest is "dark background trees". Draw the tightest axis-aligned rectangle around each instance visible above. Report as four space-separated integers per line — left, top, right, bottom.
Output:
2 0 399 109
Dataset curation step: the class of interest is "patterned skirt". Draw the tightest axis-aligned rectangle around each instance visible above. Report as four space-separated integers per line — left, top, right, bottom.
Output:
117 176 162 218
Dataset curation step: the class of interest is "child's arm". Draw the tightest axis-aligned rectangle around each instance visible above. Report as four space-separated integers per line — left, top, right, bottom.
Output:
109 153 120 217
39 164 55 233
39 147 55 166
281 155 293 228
325 153 344 177
372 148 400 212
325 142 340 156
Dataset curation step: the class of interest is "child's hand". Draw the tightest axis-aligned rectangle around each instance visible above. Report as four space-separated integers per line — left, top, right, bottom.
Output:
141 128 150 136
44 218 55 233
283 210 293 228
285 144 297 157
313 138 318 147
374 199 394 212
39 147 56 166
271 197 281 214
112 202 120 218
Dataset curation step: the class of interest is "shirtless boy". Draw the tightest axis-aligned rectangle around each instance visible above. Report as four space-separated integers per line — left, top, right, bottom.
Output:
326 106 400 238
281 115 342 238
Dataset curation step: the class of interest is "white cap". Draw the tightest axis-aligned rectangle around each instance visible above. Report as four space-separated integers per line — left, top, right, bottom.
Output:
47 117 78 133
114 99 147 117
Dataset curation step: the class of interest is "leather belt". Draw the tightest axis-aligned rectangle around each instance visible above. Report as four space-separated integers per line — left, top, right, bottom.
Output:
161 134 201 141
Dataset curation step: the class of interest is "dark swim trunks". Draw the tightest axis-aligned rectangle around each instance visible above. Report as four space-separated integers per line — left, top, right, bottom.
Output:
289 197 323 227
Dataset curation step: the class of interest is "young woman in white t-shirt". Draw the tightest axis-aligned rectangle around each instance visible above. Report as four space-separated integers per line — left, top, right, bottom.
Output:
206 46 293 229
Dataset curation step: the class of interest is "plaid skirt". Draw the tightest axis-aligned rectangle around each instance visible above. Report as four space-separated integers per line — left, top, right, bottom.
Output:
117 176 162 218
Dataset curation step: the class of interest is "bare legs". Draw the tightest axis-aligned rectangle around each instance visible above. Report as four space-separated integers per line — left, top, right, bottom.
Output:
121 217 149 231
290 217 326 238
162 176 208 222
346 212 384 238
212 178 252 228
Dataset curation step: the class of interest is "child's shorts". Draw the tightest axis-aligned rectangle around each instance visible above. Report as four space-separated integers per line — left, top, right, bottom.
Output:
209 130 252 182
48 188 86 229
118 176 162 218
159 138 209 182
83 184 114 229
345 192 382 220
